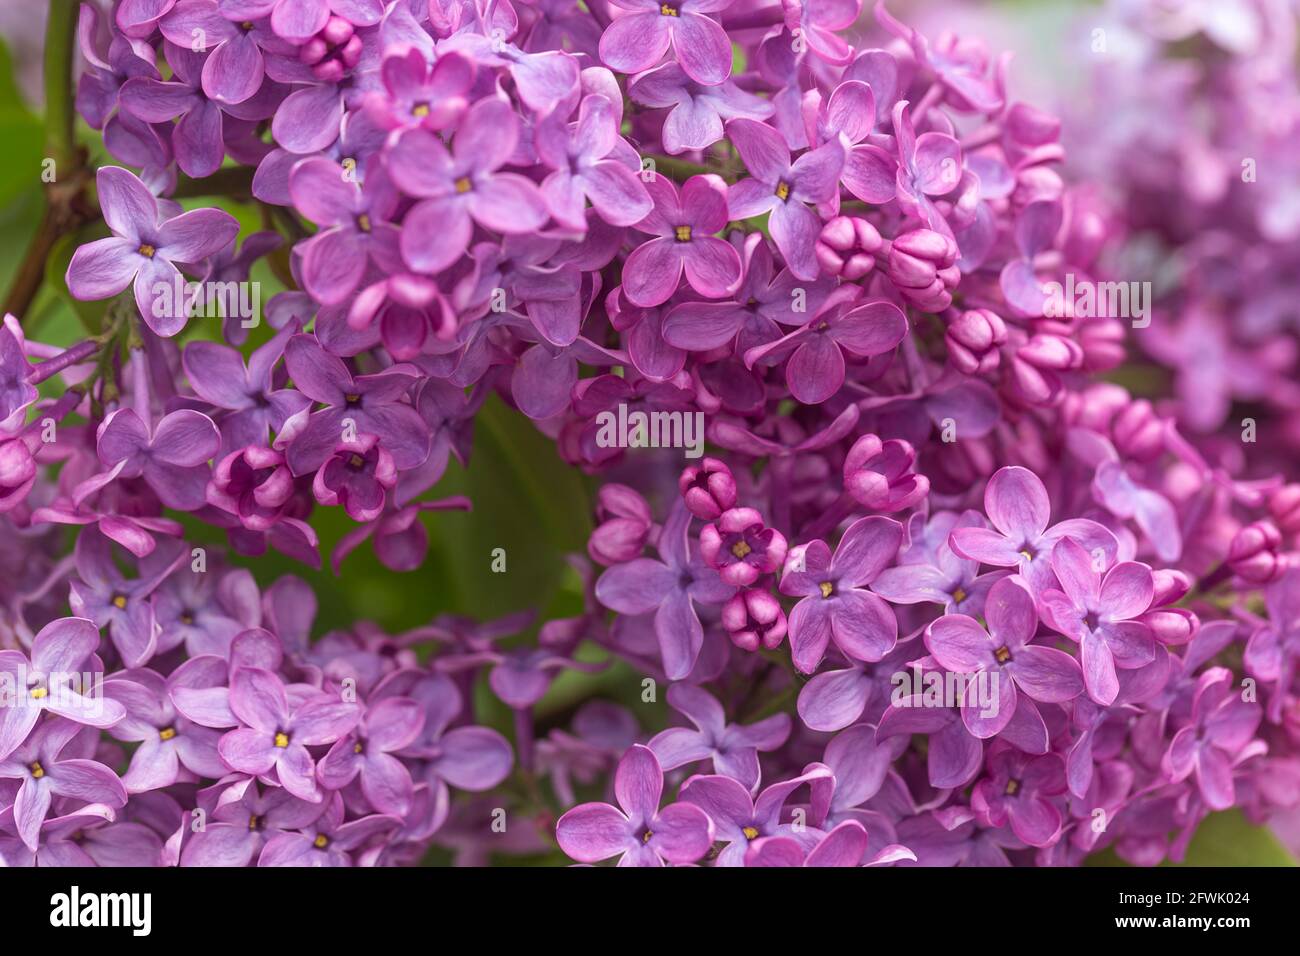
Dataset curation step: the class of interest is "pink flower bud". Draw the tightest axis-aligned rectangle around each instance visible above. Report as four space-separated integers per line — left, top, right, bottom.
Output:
588 484 652 565
679 457 737 520
843 435 929 512
721 589 787 651
1228 521 1284 584
946 308 1007 374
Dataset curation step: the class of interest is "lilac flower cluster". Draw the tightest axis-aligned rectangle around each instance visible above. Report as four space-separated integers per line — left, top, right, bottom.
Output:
0 540 512 865
0 0 1293 866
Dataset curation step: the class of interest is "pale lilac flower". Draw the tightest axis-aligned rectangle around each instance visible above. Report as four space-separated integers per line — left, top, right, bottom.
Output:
65 167 239 337
555 744 714 866
647 683 791 792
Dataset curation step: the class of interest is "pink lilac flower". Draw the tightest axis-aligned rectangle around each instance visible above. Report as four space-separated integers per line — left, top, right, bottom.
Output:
779 516 904 673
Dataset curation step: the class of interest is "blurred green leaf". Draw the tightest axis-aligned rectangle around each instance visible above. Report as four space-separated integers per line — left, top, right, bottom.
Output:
1088 810 1298 867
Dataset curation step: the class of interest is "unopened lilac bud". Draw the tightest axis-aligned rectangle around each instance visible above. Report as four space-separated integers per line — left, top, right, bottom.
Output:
1150 568 1193 607
588 484 652 565
946 308 1007 374
721 589 788 651
1228 521 1284 584
1143 608 1197 646
816 217 880 280
679 457 737 520
322 15 354 45
699 507 787 587
1112 398 1164 462
1269 484 1300 536
843 435 929 512
1078 317 1126 372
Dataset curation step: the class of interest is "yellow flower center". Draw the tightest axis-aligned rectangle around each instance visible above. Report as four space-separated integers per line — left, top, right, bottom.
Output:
314 834 329 849
455 176 473 194
994 645 1012 664
674 225 692 242
952 587 967 604
412 102 430 117
819 581 834 598
660 3 678 15
274 732 289 748
348 453 366 469
354 741 364 754
731 541 752 559
30 687 47 700
1005 778 1020 796
641 829 654 844
30 761 44 779
159 726 177 741
112 594 127 609
742 826 759 840
248 815 260 831
774 181 791 201
356 213 371 233
137 243 156 259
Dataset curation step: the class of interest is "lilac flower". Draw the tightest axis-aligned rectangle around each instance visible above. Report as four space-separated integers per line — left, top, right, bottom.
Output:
311 432 397 522
924 575 1084 737
0 718 127 852
118 42 272 178
363 47 474 132
225 0 383 43
699 507 788 586
948 465 1119 594
388 96 549 275
97 407 221 511
647 683 791 792
887 101 963 237
662 235 831 357
779 516 903 673
281 333 430 474
65 166 239 337
1163 667 1264 811
677 765 833 866
629 62 773 155
1038 538 1156 707
746 819 914 867
288 157 402 305
970 747 1067 848
595 502 736 679
556 744 715 866
598 0 734 86
621 174 742 308
871 511 1006 615
318 697 424 815
0 618 126 760
103 669 226 791
69 531 187 667
217 667 360 802
159 1 291 104
744 288 908 405
181 778 324 866
183 322 308 455
535 94 652 230
258 798 400 867
725 118 844 280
